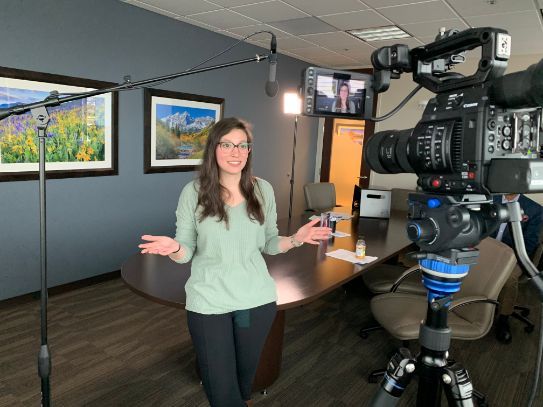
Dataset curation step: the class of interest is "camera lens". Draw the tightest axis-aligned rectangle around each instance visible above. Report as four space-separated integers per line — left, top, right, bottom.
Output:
364 129 415 174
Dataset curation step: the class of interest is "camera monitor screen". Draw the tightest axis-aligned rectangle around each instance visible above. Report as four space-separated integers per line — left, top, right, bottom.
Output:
302 67 373 119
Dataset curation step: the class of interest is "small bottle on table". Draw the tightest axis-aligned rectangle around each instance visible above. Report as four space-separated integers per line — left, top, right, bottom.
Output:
356 238 366 259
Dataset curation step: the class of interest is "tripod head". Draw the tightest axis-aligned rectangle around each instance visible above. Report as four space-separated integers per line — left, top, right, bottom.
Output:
406 192 507 300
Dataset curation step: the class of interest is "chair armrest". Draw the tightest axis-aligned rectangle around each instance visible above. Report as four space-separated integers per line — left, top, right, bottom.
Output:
448 296 499 311
390 265 421 293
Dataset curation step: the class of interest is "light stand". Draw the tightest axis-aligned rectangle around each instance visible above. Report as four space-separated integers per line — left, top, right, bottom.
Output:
0 51 273 407
283 92 302 219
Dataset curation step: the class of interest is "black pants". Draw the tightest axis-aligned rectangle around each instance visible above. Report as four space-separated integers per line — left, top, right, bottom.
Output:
187 302 277 407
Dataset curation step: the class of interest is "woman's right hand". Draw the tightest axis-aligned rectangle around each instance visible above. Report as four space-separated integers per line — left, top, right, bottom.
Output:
139 235 180 256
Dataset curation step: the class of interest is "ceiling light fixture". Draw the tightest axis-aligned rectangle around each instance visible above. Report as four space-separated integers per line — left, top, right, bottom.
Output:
347 25 412 42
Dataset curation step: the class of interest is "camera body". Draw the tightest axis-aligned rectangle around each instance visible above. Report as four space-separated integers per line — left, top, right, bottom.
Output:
366 27 543 195
372 86 542 195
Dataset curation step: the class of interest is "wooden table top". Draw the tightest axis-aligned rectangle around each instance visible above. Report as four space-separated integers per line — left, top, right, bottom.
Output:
121 211 414 310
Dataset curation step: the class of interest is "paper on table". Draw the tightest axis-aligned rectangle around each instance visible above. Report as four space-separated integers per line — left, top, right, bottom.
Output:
325 249 378 265
331 231 350 238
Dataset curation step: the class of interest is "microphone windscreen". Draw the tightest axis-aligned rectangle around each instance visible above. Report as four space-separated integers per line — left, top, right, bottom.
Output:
265 81 279 97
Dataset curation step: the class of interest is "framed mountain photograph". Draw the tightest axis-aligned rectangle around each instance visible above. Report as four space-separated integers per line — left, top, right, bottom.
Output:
144 89 224 173
0 66 118 181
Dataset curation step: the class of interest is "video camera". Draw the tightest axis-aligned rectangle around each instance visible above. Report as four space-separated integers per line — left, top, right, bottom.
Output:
301 27 543 195
302 27 543 405
365 27 543 195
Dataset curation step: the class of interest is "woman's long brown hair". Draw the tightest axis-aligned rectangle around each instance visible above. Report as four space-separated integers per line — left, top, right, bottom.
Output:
196 117 264 226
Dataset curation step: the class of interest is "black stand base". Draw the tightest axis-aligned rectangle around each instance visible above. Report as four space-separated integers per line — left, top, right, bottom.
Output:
511 305 535 333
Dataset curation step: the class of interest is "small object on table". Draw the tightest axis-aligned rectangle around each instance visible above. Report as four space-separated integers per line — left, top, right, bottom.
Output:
356 238 366 259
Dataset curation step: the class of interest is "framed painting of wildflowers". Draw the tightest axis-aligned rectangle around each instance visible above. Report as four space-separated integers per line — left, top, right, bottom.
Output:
144 88 223 173
0 66 118 181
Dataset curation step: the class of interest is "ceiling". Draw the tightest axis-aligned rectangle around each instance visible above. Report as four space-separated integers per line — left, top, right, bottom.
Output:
121 0 543 68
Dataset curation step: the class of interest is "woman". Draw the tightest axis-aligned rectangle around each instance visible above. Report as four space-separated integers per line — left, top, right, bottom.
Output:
139 117 331 407
331 82 356 113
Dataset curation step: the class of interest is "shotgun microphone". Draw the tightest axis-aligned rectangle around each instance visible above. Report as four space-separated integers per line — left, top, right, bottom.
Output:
265 34 278 97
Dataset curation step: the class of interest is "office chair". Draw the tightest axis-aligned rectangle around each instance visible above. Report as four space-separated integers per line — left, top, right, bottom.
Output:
303 182 337 212
361 238 517 384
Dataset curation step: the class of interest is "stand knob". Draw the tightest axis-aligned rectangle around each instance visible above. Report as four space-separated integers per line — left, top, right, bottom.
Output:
407 219 437 243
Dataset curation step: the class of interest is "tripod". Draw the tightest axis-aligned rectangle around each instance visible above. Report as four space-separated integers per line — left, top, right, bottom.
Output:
369 193 512 406
370 251 486 406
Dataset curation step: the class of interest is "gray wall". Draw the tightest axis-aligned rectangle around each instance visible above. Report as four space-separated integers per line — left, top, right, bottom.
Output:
0 0 318 300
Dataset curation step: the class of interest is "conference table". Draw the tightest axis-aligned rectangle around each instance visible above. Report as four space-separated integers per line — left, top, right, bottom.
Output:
121 210 414 391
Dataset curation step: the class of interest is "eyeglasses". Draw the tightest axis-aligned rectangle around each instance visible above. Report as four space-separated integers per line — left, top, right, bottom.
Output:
217 142 252 153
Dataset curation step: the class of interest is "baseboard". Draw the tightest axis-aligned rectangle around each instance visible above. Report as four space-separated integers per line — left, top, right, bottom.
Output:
0 270 120 309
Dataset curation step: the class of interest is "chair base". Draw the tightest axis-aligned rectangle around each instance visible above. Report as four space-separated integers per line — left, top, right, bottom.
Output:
512 305 535 333
359 324 382 339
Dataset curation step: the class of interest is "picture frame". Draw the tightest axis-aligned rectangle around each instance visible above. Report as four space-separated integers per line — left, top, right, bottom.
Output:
144 88 224 173
0 66 118 181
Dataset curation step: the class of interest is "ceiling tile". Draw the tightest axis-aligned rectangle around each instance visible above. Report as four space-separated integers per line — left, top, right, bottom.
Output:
225 24 291 39
277 36 317 50
300 32 372 51
341 54 372 67
368 37 423 49
319 9 392 30
283 0 368 17
401 18 469 38
317 54 360 68
280 50 316 64
124 0 180 18
187 9 259 29
269 17 339 35
467 11 543 55
377 1 457 25
334 45 376 60
216 30 245 40
290 48 358 67
232 1 309 23
364 0 431 7
177 15 221 30
136 0 222 15
447 0 535 17
288 46 338 59
209 0 271 6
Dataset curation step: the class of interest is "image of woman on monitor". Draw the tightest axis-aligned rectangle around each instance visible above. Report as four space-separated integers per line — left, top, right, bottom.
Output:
331 82 356 114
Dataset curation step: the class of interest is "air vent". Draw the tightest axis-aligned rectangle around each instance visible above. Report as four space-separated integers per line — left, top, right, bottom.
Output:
346 25 411 42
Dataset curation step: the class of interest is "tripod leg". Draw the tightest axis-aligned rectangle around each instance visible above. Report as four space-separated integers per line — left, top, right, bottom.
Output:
369 348 416 407
441 362 476 407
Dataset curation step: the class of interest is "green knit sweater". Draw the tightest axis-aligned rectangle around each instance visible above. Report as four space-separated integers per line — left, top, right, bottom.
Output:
173 178 282 314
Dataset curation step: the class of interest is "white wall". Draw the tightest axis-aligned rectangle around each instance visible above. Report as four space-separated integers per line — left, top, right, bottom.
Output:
369 53 543 203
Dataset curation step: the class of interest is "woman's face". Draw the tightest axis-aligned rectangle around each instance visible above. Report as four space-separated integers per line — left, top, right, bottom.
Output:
215 128 251 177
339 85 349 101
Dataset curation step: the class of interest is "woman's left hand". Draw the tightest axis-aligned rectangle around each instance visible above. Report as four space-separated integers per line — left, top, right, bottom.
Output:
294 218 332 245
